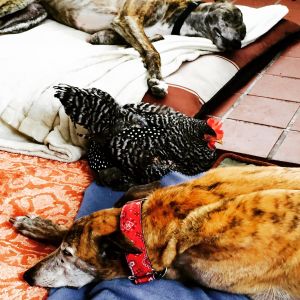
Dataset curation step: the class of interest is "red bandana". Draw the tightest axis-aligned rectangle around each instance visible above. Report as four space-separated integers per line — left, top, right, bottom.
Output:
120 200 167 284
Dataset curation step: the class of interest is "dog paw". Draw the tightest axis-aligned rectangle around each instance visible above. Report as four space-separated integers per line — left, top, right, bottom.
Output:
87 33 100 45
87 30 125 45
10 214 38 228
148 78 168 98
10 215 64 241
149 34 164 43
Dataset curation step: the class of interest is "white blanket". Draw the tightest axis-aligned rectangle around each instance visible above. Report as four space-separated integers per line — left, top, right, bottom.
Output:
0 5 288 162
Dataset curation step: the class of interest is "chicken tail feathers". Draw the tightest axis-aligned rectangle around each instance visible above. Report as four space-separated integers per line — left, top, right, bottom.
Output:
53 84 120 132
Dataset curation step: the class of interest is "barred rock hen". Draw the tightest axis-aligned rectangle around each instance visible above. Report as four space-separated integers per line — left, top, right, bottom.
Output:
54 85 223 190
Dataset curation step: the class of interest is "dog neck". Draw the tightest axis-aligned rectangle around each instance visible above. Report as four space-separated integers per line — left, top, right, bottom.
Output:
171 1 202 35
179 5 211 38
140 185 218 271
120 200 167 284
144 3 213 39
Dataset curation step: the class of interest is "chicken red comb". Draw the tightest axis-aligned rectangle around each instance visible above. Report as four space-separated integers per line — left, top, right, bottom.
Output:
207 118 224 140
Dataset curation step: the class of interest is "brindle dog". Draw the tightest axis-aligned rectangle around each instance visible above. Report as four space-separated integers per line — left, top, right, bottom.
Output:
10 166 300 300
5 0 245 97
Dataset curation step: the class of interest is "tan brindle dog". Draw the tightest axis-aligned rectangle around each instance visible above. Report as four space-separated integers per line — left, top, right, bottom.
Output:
11 166 300 300
37 0 246 97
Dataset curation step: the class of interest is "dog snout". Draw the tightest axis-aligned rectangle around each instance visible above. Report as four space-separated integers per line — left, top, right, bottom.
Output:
219 37 241 51
229 38 241 50
23 268 36 286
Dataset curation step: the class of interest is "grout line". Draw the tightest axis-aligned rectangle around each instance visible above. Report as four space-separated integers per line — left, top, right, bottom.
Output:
226 117 292 130
221 53 281 122
265 74 300 81
267 106 300 159
267 131 288 159
240 94 300 104
220 94 244 121
286 106 300 131
222 118 288 130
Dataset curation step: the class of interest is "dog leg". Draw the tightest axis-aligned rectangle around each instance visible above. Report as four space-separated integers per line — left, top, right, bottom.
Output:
88 30 163 45
149 34 164 43
112 16 168 98
9 215 67 246
87 29 127 45
114 181 161 207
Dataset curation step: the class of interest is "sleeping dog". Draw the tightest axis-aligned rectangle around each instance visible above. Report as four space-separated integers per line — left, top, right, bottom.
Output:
10 166 300 300
2 0 246 97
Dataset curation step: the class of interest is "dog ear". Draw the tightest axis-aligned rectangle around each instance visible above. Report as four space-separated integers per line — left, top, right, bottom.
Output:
97 231 141 259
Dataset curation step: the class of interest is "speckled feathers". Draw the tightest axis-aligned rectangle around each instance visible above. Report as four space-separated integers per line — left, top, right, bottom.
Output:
54 84 218 189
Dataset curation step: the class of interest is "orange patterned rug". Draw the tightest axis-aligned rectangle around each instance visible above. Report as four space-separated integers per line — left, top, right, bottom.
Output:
0 151 93 300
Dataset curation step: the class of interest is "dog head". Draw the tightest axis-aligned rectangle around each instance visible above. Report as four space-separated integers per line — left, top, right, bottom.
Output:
23 208 140 288
196 1 246 51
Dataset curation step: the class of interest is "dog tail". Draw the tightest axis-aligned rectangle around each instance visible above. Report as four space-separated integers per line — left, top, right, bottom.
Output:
53 84 121 133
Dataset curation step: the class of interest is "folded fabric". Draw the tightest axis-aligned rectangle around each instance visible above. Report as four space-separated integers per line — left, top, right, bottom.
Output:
0 5 288 162
48 171 248 300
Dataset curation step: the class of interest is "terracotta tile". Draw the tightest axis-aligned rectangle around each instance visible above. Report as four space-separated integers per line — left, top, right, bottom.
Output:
218 119 282 157
291 110 300 131
209 93 241 117
279 0 300 9
249 74 300 102
282 40 300 58
266 56 300 78
228 95 299 128
278 0 300 24
272 131 300 164
286 9 300 24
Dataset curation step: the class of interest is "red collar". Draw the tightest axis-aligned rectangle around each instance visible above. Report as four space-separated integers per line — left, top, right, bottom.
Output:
120 199 167 284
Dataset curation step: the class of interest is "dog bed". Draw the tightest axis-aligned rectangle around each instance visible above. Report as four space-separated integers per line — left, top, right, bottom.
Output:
0 4 298 161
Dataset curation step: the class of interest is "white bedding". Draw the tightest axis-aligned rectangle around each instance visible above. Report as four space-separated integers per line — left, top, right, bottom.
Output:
0 5 288 162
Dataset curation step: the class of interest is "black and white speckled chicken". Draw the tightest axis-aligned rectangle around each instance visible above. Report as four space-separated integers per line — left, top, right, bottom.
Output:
54 84 223 190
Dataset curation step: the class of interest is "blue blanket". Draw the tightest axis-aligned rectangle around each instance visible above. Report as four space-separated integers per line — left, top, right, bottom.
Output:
48 172 248 300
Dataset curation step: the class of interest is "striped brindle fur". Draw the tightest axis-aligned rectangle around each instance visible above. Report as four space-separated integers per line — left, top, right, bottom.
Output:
1 0 246 97
11 166 300 299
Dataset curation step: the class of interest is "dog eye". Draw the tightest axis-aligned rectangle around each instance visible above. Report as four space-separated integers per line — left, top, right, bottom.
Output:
62 249 73 257
213 28 222 37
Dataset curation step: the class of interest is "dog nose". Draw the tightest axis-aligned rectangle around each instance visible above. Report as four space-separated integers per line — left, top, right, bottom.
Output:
230 39 242 49
23 269 36 286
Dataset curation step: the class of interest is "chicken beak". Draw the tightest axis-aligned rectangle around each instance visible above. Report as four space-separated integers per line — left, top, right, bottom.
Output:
203 135 223 145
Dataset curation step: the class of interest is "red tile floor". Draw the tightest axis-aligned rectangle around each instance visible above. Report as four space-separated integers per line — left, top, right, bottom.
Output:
208 0 300 166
